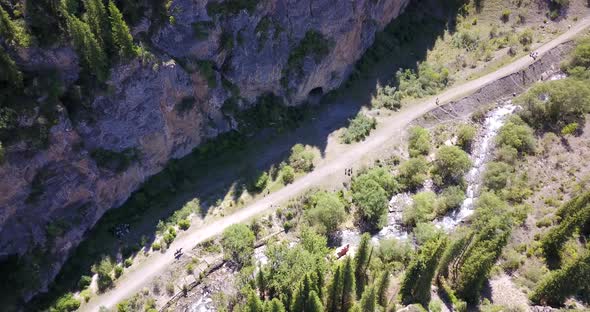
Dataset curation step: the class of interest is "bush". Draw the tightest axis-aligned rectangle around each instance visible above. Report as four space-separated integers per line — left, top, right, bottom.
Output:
436 186 465 216
78 275 92 289
518 29 533 47
352 174 389 230
152 241 161 251
495 146 519 164
341 113 377 144
221 224 255 267
414 222 444 245
432 146 472 186
356 167 399 195
560 122 578 136
483 161 513 191
163 227 177 246
496 116 536 155
50 293 80 312
94 257 114 291
114 265 123 278
177 219 191 230
0 141 4 164
563 38 590 79
305 191 346 235
516 79 590 131
408 126 431 157
456 124 476 152
501 9 511 22
124 257 133 268
280 165 295 184
396 62 451 99
371 83 401 110
397 156 429 191
403 191 437 226
378 238 414 266
288 144 315 172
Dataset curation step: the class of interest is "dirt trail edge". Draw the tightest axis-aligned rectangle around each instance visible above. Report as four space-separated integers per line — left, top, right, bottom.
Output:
82 16 590 311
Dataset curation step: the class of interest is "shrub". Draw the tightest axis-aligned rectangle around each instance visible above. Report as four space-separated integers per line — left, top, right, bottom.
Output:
341 113 377 144
221 224 255 267
305 191 346 235
432 146 471 186
280 165 295 184
563 38 590 79
177 219 191 230
452 30 480 51
352 171 390 230
496 116 536 155
408 126 431 157
414 222 444 245
518 29 533 47
78 275 92 289
516 79 590 131
163 227 177 246
114 265 123 278
0 141 5 164
456 124 476 152
436 186 465 215
495 146 519 164
403 191 437 226
152 241 161 251
378 238 414 266
357 167 400 195
123 257 133 268
166 282 175 296
483 161 513 191
396 62 451 99
561 122 578 136
501 9 511 22
94 257 114 291
397 157 429 191
502 249 524 273
371 83 401 110
50 293 80 312
288 144 315 172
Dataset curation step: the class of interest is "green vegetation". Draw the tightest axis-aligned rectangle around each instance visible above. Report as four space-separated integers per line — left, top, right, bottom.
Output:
288 144 315 173
371 83 402 110
222 224 255 267
483 161 513 192
563 38 590 79
403 191 437 227
400 235 446 306
206 0 258 18
341 113 377 144
396 62 451 99
408 126 431 157
496 116 536 155
432 145 471 186
280 165 295 184
352 168 398 230
397 156 429 191
517 79 590 131
305 191 346 235
456 124 476 152
108 1 138 60
48 293 80 312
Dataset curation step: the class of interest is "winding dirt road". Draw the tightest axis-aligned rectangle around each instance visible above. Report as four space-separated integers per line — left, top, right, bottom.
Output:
82 16 590 311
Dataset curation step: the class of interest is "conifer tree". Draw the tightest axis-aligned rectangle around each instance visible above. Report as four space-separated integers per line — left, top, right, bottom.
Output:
291 274 317 312
83 0 110 50
399 236 447 306
108 0 137 59
257 268 266 299
246 290 264 312
265 298 286 312
316 267 325 301
0 46 23 88
354 233 371 298
376 270 390 307
327 266 343 312
307 290 325 312
359 284 377 312
341 257 355 312
66 14 108 81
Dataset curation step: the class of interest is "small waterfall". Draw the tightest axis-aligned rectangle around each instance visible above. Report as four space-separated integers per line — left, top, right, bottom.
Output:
435 103 517 230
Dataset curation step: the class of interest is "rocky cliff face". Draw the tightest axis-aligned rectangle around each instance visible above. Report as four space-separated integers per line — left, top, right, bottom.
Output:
0 0 409 297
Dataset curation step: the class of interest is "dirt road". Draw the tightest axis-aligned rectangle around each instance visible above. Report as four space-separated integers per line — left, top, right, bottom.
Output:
82 16 590 311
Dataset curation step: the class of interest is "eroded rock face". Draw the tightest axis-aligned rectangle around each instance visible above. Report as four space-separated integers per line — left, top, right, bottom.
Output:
0 0 410 298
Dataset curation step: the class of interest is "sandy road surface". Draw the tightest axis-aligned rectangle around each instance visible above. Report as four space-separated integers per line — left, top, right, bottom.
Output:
82 16 590 311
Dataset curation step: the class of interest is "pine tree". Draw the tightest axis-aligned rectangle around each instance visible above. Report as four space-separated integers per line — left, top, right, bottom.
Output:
341 257 355 312
327 266 343 312
399 236 447 306
83 0 111 50
376 270 390 307
316 267 325 301
348 304 362 312
0 46 23 88
307 290 325 312
246 290 264 312
265 298 286 312
354 233 371 298
108 0 137 59
65 14 108 81
291 274 317 312
359 285 377 312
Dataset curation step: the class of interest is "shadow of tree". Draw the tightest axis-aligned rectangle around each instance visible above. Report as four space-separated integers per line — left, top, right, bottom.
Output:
20 0 468 309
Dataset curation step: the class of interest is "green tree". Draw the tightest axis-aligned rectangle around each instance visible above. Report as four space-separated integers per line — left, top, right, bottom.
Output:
354 234 372 298
359 284 377 312
435 186 465 216
341 257 355 312
563 38 590 79
456 124 476 152
49 293 81 312
108 1 137 59
530 246 590 306
408 126 431 157
432 146 471 186
376 270 390 307
222 224 255 267
307 290 324 312
403 191 437 226
483 161 512 191
496 116 536 155
357 167 400 195
66 14 109 81
352 178 388 230
265 298 286 312
246 290 264 312
399 236 447 306
94 256 114 291
397 157 429 191
306 191 346 235
0 46 23 88
327 265 343 312
83 0 111 51
288 144 315 172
